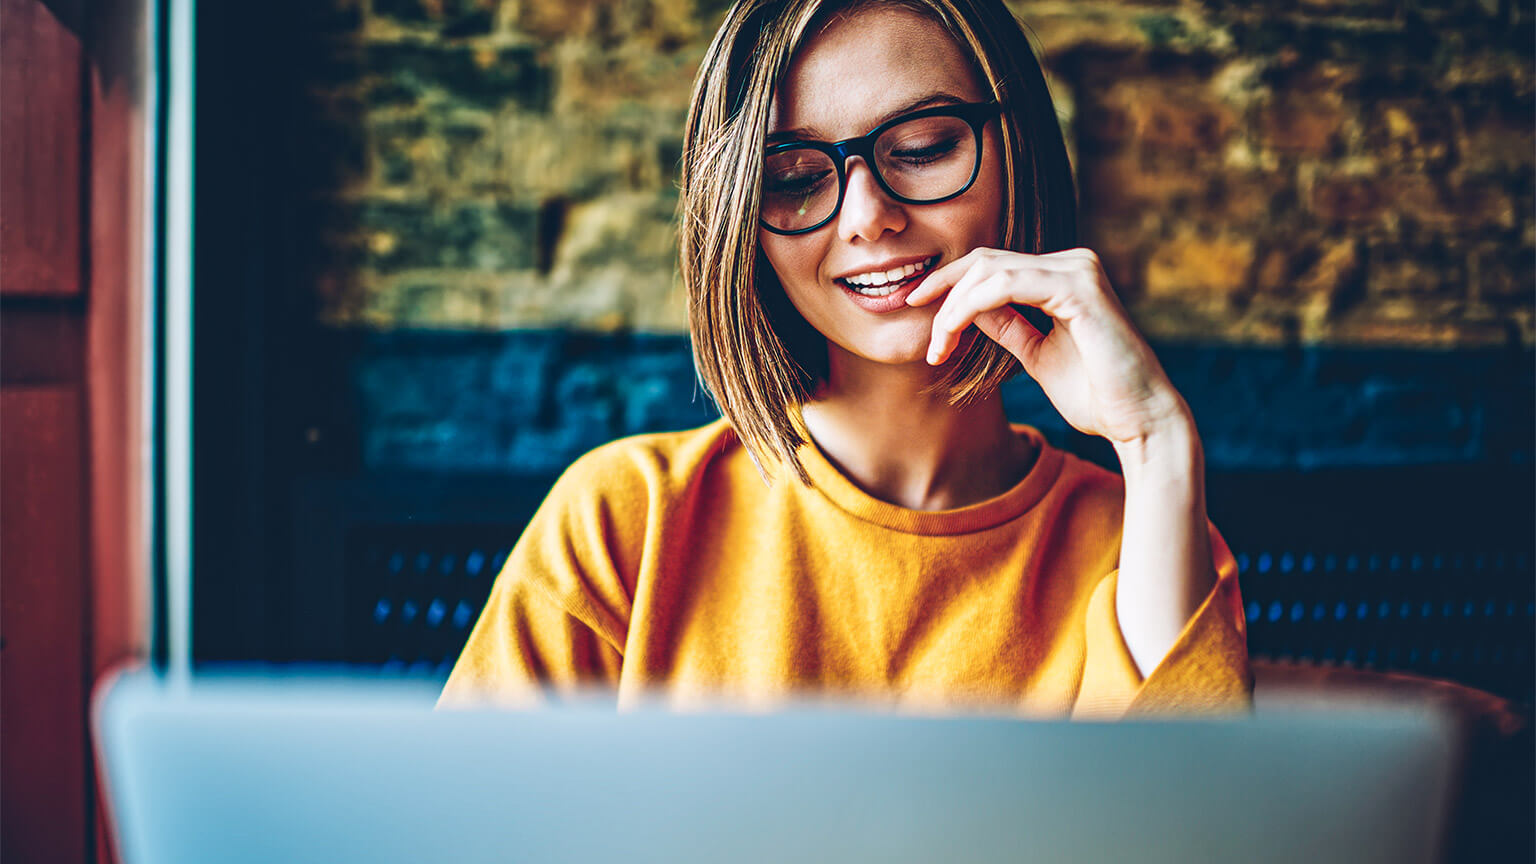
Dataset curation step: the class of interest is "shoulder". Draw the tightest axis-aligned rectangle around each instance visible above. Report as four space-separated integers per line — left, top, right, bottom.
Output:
543 417 743 514
1055 448 1126 500
510 418 744 598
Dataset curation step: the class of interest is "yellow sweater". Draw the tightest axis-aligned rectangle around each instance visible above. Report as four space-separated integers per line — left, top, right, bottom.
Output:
441 418 1252 717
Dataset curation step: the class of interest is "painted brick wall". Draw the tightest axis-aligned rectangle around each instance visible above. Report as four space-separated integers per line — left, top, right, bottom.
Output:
297 0 1533 347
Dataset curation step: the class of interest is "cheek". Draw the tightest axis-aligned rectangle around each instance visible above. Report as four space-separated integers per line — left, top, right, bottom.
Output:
941 174 1006 251
756 235 818 324
976 136 1008 247
927 133 1008 251
942 122 1005 242
757 230 781 275
759 231 794 279
759 231 825 290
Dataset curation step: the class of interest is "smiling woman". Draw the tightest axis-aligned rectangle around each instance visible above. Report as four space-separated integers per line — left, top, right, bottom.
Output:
440 0 1252 717
683 0 1078 482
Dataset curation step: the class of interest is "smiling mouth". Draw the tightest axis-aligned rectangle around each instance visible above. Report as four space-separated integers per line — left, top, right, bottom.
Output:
834 255 941 297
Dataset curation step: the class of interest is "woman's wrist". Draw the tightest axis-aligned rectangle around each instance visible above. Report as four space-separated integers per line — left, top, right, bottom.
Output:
1110 401 1203 481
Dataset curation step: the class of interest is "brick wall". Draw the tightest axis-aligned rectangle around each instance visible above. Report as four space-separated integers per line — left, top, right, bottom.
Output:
297 0 1532 347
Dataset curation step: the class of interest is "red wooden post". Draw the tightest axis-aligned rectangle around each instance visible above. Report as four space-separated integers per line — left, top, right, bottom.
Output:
2 1 149 861
86 2 152 861
1 1 91 861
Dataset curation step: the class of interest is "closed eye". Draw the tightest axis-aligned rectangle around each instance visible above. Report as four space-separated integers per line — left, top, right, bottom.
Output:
766 169 834 196
888 137 961 165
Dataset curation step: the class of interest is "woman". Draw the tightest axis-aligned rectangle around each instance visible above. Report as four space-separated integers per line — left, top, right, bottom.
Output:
442 0 1251 717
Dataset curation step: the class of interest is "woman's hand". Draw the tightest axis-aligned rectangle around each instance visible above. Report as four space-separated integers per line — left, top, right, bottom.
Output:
910 247 1223 680
905 247 1189 447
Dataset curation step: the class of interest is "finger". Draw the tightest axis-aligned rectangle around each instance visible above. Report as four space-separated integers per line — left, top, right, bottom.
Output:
912 249 1095 310
973 305 1047 371
929 267 1063 362
924 267 1002 363
1040 247 1099 263
904 247 993 306
923 257 1089 321
911 248 1093 305
928 271 1026 364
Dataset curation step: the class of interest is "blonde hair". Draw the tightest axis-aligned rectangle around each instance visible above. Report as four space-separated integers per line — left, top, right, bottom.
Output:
679 0 1077 482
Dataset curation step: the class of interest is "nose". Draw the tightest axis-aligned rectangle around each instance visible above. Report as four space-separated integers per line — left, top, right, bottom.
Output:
836 157 907 243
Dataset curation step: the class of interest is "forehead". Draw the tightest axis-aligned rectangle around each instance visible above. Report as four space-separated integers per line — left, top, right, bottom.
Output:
768 6 986 139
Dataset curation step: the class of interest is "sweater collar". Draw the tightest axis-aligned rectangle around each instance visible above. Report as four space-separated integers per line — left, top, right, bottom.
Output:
791 424 1065 535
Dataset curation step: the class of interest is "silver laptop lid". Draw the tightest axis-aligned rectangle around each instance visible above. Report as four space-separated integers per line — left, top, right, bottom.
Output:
94 670 1458 864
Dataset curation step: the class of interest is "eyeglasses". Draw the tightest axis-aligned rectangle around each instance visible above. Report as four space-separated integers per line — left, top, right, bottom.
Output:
759 101 1001 236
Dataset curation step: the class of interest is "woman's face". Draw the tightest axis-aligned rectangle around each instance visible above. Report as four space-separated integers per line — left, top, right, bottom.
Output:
758 5 1006 372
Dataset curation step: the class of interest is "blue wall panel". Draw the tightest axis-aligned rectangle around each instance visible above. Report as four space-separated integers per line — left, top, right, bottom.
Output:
350 331 1533 475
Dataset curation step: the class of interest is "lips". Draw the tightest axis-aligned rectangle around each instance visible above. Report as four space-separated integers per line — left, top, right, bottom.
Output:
833 255 941 296
833 255 941 314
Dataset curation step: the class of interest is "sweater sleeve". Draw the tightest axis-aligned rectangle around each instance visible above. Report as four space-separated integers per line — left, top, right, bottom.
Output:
437 569 623 708
1073 524 1253 719
437 449 639 709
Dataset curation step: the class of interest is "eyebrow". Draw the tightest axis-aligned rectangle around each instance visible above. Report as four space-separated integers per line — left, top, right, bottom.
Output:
764 92 969 145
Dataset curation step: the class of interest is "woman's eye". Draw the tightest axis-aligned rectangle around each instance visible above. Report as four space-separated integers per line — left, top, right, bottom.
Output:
889 137 960 164
766 169 832 196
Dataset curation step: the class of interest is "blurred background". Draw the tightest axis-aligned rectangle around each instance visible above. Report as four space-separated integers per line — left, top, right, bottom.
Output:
190 0 1533 689
2 0 1532 861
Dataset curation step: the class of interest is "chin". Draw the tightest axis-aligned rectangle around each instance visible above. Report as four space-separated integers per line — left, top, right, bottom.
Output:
843 341 934 368
827 321 936 368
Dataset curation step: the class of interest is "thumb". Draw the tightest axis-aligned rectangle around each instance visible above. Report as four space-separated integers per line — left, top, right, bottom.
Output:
974 305 1047 375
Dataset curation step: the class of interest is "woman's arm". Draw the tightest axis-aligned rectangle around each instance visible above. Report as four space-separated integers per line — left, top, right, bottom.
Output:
907 246 1225 678
1111 411 1216 677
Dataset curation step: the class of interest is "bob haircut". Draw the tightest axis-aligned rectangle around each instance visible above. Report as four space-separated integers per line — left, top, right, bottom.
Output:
679 0 1077 482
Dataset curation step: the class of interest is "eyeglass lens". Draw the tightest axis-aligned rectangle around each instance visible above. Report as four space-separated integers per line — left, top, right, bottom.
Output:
761 113 980 233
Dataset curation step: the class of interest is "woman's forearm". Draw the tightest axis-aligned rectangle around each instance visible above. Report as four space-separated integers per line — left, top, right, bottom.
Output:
1111 408 1217 679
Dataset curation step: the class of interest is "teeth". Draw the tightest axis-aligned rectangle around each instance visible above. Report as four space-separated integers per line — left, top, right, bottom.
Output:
843 257 931 288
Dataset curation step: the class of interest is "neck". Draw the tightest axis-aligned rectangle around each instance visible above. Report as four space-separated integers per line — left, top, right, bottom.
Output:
800 351 1037 511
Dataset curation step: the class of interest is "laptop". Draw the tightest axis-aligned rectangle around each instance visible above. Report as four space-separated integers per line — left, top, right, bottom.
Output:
93 669 1459 864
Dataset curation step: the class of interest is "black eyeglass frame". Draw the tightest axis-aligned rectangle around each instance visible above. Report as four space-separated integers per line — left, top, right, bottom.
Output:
758 100 1003 236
